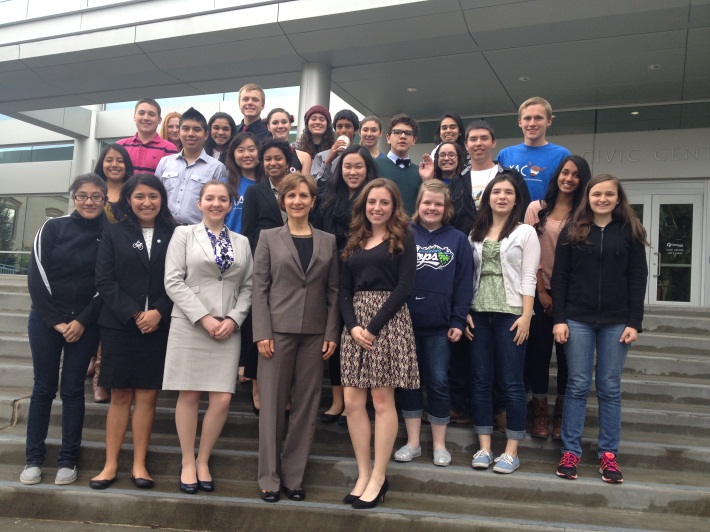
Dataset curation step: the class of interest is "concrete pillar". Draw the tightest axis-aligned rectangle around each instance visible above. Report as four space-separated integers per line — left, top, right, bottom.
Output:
297 63 332 131
68 105 101 210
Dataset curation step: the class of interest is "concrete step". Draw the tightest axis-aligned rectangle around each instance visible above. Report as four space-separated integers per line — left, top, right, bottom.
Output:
0 291 31 312
624 350 710 378
643 308 710 336
0 311 28 335
0 362 34 388
0 275 29 293
0 334 30 359
634 330 710 356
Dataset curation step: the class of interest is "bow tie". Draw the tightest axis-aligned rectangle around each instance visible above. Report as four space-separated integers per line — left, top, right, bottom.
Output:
395 157 410 168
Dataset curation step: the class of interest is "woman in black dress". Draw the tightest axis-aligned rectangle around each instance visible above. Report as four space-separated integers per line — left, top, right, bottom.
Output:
90 174 176 489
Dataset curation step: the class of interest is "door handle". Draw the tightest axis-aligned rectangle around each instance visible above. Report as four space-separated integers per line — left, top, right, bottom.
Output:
653 251 661 278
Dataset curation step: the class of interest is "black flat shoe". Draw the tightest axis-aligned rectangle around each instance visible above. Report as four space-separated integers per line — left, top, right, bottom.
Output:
197 476 215 492
319 411 343 423
352 477 388 509
179 466 198 494
131 473 154 489
282 486 305 501
260 489 280 503
342 492 360 504
89 477 116 490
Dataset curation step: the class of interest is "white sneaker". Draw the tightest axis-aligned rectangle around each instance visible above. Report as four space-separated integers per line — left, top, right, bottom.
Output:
20 465 42 485
55 466 78 485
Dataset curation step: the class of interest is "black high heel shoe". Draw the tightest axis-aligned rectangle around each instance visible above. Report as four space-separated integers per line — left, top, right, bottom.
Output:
342 492 359 504
251 395 259 417
319 410 343 423
352 477 388 509
179 466 198 495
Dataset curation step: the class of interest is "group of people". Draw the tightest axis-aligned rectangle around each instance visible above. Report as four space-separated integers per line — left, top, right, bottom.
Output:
20 87 648 509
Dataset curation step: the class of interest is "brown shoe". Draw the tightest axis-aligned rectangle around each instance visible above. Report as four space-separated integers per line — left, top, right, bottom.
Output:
86 356 97 379
551 397 564 440
493 411 506 434
531 397 549 439
449 409 470 424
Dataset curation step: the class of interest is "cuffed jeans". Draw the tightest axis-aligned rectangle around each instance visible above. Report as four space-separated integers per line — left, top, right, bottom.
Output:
26 311 99 467
470 312 527 440
561 320 629 459
400 335 451 424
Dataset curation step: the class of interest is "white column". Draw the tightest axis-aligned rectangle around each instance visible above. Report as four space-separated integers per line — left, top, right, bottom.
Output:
297 63 332 131
70 105 101 180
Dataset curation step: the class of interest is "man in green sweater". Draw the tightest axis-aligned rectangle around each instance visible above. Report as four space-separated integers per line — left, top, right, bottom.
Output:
374 113 422 215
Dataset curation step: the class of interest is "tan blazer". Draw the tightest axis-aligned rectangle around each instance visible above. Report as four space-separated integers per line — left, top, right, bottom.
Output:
251 225 339 343
164 224 253 327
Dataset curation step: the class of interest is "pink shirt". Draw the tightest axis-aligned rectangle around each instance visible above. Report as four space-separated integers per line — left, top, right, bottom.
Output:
524 200 566 291
117 133 178 174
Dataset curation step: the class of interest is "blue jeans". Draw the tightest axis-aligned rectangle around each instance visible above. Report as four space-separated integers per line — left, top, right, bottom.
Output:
400 335 451 424
469 312 526 440
561 320 629 459
26 311 100 467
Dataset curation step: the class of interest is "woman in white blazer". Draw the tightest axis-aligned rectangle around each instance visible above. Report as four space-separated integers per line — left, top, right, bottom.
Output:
163 180 253 494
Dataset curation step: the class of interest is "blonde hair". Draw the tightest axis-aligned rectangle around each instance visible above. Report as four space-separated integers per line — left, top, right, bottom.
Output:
238 83 265 104
519 96 552 120
160 111 182 144
412 180 454 226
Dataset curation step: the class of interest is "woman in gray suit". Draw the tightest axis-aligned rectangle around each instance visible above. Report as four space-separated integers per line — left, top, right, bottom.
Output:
163 180 253 494
252 173 340 503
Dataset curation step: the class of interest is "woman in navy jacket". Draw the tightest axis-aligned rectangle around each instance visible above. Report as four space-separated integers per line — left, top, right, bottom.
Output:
90 174 176 489
552 174 648 484
21 173 106 486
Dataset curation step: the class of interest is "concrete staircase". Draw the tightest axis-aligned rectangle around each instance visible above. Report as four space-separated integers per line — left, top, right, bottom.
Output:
1 274 709 531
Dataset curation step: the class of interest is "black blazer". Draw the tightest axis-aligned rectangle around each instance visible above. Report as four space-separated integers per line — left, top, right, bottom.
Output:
242 180 285 254
95 221 174 329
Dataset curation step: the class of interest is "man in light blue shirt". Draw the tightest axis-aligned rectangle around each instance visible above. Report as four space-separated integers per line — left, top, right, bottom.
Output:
155 107 227 224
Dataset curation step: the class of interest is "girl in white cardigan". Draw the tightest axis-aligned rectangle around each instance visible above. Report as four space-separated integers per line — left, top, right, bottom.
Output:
465 172 540 474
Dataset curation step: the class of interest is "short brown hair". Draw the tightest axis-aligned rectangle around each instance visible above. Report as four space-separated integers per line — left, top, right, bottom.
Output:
277 173 317 210
239 83 265 104
519 96 552 120
134 98 161 116
412 180 454 226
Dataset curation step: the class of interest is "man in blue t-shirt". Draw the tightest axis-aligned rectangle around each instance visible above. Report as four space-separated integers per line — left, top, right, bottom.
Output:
497 97 570 201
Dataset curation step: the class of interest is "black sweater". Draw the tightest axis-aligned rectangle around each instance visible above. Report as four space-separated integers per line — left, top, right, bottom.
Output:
551 220 648 331
27 210 105 328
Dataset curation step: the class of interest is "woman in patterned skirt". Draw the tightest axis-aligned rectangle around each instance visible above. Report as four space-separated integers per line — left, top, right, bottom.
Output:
339 178 418 509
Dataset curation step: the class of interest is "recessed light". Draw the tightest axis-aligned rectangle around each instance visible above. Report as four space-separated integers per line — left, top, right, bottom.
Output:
631 111 640 115
648 64 662 70
406 87 417 92
518 76 530 82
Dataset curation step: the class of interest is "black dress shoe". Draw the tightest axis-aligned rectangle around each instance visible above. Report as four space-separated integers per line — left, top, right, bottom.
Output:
179 467 198 494
352 477 389 509
282 486 305 501
259 489 280 503
197 476 214 492
318 411 343 423
131 473 154 489
342 492 359 504
89 477 116 490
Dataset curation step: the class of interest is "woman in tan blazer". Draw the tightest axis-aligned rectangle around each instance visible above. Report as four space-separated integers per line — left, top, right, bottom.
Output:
163 180 253 494
252 173 340 503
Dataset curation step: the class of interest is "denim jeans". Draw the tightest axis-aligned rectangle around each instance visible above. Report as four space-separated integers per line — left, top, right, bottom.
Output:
448 337 470 416
469 312 527 440
400 335 451 424
525 291 568 396
561 320 629 459
26 310 100 467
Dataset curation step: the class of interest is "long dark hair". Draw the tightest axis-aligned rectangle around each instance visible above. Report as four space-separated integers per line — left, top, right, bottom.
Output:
535 155 591 235
297 119 335 159
320 145 378 213
204 112 237 163
434 112 465 150
94 144 134 183
434 141 465 180
224 132 263 197
470 172 524 242
565 174 648 246
117 174 176 232
342 178 410 260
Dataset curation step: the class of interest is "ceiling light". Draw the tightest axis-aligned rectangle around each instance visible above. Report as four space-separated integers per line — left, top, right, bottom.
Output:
518 76 530 82
631 111 640 115
406 87 417 92
648 64 662 70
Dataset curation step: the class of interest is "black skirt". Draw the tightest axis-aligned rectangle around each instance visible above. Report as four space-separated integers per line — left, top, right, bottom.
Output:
98 323 169 390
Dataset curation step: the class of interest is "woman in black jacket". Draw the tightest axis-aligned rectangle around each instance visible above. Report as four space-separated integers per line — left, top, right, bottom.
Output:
90 174 176 489
21 173 107 486
551 174 648 484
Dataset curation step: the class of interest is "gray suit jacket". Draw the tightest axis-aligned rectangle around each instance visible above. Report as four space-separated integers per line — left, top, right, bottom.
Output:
251 224 340 342
164 224 252 326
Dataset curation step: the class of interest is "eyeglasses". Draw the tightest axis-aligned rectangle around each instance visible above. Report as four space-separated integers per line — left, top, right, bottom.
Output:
438 153 458 160
73 193 105 203
391 129 414 137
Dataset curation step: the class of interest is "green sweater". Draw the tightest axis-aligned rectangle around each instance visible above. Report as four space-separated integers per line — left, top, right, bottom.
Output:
375 157 421 215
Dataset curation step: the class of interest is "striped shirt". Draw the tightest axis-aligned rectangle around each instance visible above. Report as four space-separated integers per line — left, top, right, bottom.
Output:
117 133 178 174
